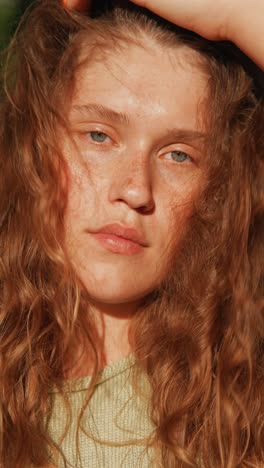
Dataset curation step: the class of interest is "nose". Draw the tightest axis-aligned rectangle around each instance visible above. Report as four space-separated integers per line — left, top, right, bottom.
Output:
108 155 155 213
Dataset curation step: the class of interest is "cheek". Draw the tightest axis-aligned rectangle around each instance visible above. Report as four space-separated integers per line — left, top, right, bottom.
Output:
159 173 201 222
157 178 202 253
65 157 103 216
160 204 192 254
157 161 204 209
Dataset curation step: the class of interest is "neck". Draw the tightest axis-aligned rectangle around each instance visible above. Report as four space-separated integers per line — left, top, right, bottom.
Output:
64 300 140 380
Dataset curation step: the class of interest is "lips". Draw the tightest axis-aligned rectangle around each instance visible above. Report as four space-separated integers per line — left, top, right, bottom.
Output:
95 223 147 246
89 223 148 255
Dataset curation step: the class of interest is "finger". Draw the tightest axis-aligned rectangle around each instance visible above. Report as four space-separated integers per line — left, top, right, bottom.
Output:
62 0 91 12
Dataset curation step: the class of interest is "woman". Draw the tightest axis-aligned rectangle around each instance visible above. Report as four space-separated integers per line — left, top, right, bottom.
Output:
0 0 263 466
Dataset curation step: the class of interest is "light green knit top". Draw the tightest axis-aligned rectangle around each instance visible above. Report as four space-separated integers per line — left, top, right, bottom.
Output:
47 354 157 468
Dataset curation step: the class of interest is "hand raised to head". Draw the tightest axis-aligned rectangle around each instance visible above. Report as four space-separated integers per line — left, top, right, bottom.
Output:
133 0 264 70
62 0 234 41
62 0 264 69
132 0 235 41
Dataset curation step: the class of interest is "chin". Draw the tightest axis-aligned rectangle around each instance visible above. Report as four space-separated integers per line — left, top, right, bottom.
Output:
83 283 148 305
73 261 158 307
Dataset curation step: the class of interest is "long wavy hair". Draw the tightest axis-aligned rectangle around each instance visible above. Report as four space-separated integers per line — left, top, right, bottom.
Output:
1 1 264 466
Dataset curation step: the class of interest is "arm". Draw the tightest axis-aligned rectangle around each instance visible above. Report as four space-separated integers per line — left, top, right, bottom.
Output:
227 0 264 70
133 0 264 70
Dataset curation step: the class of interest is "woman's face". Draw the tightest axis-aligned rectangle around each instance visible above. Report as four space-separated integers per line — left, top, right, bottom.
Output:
63 38 208 312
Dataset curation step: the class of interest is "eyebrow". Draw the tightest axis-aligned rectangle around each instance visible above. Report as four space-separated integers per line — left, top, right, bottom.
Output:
163 128 207 147
72 103 207 145
72 103 130 125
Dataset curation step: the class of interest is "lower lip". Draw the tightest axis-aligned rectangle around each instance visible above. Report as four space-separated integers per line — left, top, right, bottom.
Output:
91 233 144 255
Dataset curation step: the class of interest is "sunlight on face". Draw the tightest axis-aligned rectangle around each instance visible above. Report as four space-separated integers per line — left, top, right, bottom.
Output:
63 39 208 312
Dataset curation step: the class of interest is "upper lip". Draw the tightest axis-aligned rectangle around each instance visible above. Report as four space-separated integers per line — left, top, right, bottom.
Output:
93 223 148 247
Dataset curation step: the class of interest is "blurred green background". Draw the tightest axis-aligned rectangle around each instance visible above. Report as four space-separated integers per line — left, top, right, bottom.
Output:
0 0 35 50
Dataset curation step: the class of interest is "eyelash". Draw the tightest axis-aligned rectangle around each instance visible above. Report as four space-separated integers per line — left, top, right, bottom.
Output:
86 131 192 164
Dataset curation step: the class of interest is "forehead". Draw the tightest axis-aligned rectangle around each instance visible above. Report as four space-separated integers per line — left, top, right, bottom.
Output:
70 39 208 130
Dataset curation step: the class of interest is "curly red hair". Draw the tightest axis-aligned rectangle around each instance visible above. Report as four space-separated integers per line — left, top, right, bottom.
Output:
0 1 263 466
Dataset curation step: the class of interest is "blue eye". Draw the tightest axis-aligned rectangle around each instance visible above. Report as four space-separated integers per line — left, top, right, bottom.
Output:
89 131 109 143
169 151 190 163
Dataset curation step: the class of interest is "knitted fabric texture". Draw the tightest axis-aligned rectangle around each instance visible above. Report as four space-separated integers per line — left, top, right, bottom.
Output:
47 354 156 467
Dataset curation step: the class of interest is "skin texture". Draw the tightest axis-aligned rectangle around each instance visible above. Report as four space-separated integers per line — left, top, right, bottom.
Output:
63 0 264 69
62 41 208 368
